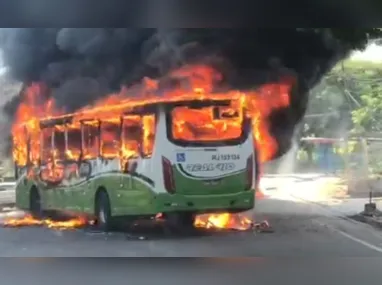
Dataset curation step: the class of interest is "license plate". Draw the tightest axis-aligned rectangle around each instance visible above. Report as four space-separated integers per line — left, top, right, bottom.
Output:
203 179 221 186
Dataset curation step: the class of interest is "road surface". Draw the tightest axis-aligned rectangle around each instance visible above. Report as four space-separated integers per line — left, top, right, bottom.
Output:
1 258 382 285
0 174 382 257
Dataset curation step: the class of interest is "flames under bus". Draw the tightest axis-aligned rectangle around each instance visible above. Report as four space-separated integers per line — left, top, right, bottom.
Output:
14 99 259 231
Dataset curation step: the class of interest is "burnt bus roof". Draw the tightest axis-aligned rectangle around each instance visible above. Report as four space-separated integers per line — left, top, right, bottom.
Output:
39 98 233 128
39 116 74 128
163 99 231 108
123 99 232 115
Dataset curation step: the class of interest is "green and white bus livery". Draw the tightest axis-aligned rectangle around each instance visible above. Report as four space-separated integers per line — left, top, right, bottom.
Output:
14 99 258 231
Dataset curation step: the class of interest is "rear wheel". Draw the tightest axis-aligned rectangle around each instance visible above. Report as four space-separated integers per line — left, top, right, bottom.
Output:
29 187 42 219
165 212 196 234
95 191 114 232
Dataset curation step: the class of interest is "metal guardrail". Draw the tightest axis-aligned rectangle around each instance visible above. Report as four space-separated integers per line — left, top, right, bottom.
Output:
0 190 15 205
0 182 15 206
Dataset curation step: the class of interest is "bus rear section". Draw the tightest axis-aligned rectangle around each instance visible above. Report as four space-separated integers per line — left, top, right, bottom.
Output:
154 99 258 216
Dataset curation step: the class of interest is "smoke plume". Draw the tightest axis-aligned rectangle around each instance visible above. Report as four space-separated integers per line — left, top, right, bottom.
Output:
0 28 369 159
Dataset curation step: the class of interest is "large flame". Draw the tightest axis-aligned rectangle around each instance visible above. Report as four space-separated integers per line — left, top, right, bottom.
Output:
194 213 253 231
11 64 293 231
2 214 88 230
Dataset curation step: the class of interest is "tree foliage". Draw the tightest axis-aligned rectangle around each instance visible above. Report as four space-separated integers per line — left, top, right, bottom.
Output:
351 65 382 134
302 59 382 138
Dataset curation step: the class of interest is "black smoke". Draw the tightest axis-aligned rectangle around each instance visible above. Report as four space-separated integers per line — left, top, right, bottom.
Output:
0 28 375 159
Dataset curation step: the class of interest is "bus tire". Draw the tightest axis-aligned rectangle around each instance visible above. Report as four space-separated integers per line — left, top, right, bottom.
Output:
165 212 196 234
29 187 43 219
94 190 114 232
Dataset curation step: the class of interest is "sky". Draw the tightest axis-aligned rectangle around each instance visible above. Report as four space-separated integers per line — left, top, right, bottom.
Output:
350 43 382 62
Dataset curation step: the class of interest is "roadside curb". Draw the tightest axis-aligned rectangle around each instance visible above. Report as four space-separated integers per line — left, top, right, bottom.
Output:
350 214 382 230
289 191 382 236
0 210 24 219
0 202 23 219
348 191 382 199
0 203 16 213
288 193 378 228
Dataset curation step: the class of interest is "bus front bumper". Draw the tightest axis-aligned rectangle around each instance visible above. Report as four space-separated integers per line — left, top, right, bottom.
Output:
153 190 255 214
110 189 255 217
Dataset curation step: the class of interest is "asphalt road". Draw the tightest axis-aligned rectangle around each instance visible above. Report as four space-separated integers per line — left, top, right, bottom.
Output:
0 174 382 258
1 174 382 283
2 259 382 285
2 258 382 285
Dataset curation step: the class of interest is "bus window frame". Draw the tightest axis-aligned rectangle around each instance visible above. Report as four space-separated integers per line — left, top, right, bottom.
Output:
99 119 121 159
80 120 101 161
36 119 83 184
52 126 66 163
65 125 82 162
13 126 29 179
140 113 157 158
64 124 68 160
39 126 67 184
164 103 250 147
121 108 158 159
40 127 54 166
121 115 143 159
31 103 159 168
25 126 31 167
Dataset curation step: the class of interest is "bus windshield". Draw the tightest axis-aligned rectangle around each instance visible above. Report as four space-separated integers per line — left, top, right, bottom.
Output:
167 103 247 146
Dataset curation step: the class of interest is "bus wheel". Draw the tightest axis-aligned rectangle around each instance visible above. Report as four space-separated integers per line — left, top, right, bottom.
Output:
165 212 196 234
95 191 114 232
29 187 42 219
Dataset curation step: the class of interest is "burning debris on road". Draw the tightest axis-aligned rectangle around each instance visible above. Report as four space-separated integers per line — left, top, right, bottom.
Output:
194 213 253 230
2 214 89 230
1 212 273 234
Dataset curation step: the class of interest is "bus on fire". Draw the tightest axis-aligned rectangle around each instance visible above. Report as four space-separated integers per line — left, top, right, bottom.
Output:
13 98 259 231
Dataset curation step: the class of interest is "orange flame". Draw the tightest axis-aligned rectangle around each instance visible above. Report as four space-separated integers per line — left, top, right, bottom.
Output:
12 64 294 166
194 213 253 231
11 64 293 230
2 214 88 229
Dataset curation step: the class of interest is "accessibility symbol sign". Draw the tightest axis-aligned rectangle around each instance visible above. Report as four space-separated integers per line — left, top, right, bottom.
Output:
176 153 186 162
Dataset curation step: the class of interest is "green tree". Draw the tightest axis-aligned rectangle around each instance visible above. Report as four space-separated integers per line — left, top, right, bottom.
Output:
298 59 382 165
352 81 382 134
302 59 382 138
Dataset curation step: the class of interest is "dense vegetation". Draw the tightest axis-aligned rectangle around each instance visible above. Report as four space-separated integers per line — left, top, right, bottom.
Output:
281 58 382 175
302 59 382 138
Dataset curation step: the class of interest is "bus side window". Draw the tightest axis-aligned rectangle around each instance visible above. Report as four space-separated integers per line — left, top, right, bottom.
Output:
53 127 66 161
40 128 53 165
82 122 100 160
141 114 156 158
29 132 40 166
66 127 82 161
121 117 141 159
12 127 27 167
100 120 120 159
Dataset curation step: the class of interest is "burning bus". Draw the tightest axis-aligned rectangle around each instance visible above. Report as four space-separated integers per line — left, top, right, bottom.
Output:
10 65 294 231
12 95 259 231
